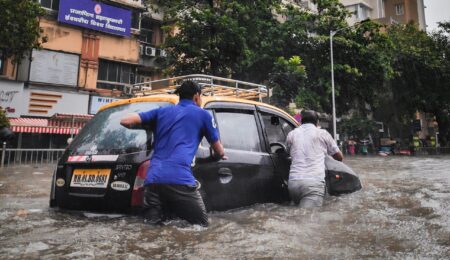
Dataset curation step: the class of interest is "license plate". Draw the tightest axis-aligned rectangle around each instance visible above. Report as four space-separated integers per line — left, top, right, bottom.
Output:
70 169 111 188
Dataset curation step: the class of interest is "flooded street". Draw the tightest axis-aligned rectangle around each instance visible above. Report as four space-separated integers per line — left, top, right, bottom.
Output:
0 156 449 259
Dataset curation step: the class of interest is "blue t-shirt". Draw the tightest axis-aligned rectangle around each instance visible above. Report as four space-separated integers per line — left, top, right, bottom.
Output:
139 99 219 185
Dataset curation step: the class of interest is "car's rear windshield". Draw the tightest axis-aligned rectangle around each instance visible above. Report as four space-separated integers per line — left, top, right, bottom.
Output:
68 102 172 155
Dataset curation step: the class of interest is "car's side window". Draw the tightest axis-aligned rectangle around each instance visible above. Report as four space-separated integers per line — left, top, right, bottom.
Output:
261 112 295 144
261 112 285 145
260 111 296 150
215 110 262 152
281 118 295 137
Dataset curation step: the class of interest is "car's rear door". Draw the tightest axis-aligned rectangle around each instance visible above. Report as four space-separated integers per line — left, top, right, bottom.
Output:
193 102 275 211
54 101 170 211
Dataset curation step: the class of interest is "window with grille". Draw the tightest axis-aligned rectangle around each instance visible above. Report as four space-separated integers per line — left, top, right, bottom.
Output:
395 3 404 16
97 60 136 91
40 0 60 10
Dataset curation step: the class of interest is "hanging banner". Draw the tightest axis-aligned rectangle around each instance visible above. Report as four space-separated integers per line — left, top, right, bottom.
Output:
58 0 132 37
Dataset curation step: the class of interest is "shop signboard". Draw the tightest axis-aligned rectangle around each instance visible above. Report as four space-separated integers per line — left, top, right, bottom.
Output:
89 96 122 114
58 0 132 37
0 80 25 118
23 87 90 117
0 83 90 118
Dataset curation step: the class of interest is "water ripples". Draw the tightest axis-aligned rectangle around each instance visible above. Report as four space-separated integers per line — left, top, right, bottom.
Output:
0 157 449 259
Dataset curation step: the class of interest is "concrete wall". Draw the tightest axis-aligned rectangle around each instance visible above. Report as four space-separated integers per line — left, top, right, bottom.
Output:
340 0 426 30
98 34 139 63
383 0 420 26
41 19 83 54
1 59 17 80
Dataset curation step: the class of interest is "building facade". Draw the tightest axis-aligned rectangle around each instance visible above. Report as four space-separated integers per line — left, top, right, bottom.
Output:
340 0 426 30
0 0 166 148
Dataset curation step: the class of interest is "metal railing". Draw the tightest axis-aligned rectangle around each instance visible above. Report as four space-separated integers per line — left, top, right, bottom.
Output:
1 143 65 168
413 147 450 155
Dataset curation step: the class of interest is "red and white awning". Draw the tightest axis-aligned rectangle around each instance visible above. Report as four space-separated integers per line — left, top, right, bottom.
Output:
9 118 83 134
51 113 94 120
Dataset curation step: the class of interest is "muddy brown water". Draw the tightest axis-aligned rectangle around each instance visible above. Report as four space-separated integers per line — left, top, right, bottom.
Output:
0 156 449 259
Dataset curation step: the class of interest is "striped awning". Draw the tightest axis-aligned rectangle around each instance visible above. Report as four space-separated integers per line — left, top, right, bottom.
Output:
9 118 82 135
51 113 94 120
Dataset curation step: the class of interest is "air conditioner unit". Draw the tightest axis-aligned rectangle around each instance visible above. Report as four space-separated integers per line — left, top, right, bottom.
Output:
145 46 156 57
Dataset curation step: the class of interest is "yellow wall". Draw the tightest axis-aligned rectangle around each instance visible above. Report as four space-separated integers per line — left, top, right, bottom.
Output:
1 58 17 80
41 19 83 54
98 34 140 63
38 17 140 89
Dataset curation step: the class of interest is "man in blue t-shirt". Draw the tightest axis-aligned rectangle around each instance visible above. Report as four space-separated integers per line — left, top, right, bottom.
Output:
120 81 225 226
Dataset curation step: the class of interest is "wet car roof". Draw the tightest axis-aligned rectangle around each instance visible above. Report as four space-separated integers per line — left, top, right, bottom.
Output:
98 95 298 125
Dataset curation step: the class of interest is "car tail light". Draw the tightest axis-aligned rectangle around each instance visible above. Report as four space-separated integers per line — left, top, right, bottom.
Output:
131 160 150 206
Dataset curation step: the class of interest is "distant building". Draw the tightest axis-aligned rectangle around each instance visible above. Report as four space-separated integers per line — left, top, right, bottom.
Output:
340 0 426 30
283 0 318 12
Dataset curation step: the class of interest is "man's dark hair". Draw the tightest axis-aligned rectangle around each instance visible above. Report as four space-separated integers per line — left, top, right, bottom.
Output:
174 80 202 100
301 110 319 125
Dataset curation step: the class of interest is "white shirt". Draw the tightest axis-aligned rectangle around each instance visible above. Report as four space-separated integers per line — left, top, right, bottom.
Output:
286 124 340 182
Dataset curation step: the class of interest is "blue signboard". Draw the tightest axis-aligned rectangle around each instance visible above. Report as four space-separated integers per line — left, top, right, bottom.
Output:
58 0 131 37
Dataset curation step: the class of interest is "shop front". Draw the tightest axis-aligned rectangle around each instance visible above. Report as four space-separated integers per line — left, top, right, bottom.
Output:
9 114 93 149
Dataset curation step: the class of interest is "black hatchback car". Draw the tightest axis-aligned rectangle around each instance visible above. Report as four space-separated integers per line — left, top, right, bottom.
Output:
50 94 361 212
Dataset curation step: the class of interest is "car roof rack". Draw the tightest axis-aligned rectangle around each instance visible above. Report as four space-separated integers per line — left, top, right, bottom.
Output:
127 74 268 102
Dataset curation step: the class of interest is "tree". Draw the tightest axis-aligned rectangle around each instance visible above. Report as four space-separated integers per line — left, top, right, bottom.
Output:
269 56 308 108
150 0 282 78
384 22 450 144
0 0 46 64
431 22 450 145
339 116 377 140
0 109 10 129
0 109 13 142
273 0 393 116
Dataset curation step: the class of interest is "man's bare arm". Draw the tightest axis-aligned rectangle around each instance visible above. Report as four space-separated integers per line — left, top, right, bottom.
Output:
211 140 226 160
332 151 344 162
120 113 142 129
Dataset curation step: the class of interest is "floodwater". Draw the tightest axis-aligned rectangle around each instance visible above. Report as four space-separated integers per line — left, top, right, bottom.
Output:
0 156 449 259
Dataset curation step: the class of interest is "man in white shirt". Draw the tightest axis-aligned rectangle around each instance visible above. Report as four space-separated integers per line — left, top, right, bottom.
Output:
286 110 343 208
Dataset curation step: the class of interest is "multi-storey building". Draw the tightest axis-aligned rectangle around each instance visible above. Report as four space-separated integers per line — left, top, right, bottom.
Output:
284 0 318 12
283 1 426 30
341 0 426 30
0 0 166 148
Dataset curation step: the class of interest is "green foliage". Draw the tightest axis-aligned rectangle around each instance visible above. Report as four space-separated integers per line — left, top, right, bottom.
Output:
385 22 450 144
269 56 307 107
162 7 247 76
0 109 10 129
339 116 377 139
151 0 282 78
0 0 46 64
275 1 392 115
146 0 450 144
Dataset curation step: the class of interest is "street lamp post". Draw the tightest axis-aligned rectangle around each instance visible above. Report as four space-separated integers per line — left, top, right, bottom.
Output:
330 30 337 140
329 20 368 140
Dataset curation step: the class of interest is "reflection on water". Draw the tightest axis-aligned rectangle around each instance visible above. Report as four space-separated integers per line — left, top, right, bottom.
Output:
0 157 449 259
